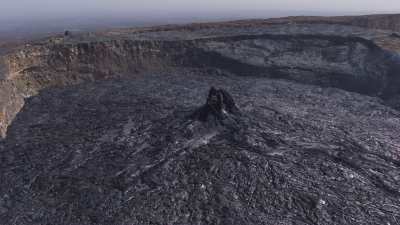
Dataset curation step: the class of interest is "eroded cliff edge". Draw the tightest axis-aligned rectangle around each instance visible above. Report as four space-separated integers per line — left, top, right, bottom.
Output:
1 21 400 137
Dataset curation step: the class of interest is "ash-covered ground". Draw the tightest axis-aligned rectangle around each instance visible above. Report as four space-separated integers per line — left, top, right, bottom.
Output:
1 69 399 225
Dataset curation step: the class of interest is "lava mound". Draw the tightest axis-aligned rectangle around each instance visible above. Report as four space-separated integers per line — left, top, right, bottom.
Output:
190 87 242 127
1 72 400 225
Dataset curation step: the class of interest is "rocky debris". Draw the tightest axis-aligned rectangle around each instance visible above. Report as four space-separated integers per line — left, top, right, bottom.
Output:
391 33 400 38
1 70 400 225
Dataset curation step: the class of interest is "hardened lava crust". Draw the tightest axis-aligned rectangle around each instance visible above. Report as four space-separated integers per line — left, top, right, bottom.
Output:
1 70 400 225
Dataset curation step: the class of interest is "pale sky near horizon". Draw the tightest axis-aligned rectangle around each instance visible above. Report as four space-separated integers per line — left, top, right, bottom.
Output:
1 0 400 21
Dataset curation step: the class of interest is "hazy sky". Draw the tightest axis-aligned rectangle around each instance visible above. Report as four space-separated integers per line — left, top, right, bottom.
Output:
1 0 400 21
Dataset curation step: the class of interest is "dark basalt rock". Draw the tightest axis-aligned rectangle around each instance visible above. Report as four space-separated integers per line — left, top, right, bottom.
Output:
1 71 400 225
390 32 400 38
190 87 241 127
3 14 400 224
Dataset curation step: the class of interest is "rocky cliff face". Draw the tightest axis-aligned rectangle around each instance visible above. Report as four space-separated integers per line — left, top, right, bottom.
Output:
259 14 400 32
348 14 400 32
1 25 400 137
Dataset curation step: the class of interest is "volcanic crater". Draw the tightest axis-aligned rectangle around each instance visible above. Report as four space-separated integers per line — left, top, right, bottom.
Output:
0 14 400 225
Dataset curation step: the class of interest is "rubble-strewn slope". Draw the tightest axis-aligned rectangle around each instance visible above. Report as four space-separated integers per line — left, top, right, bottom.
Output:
1 71 400 225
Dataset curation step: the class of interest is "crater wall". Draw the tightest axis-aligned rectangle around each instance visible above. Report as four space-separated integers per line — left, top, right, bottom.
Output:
1 34 399 137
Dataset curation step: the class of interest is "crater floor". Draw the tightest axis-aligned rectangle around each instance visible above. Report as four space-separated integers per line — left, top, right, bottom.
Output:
1 69 400 225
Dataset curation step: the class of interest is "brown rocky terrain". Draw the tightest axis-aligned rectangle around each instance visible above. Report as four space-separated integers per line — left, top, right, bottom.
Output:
0 13 400 225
